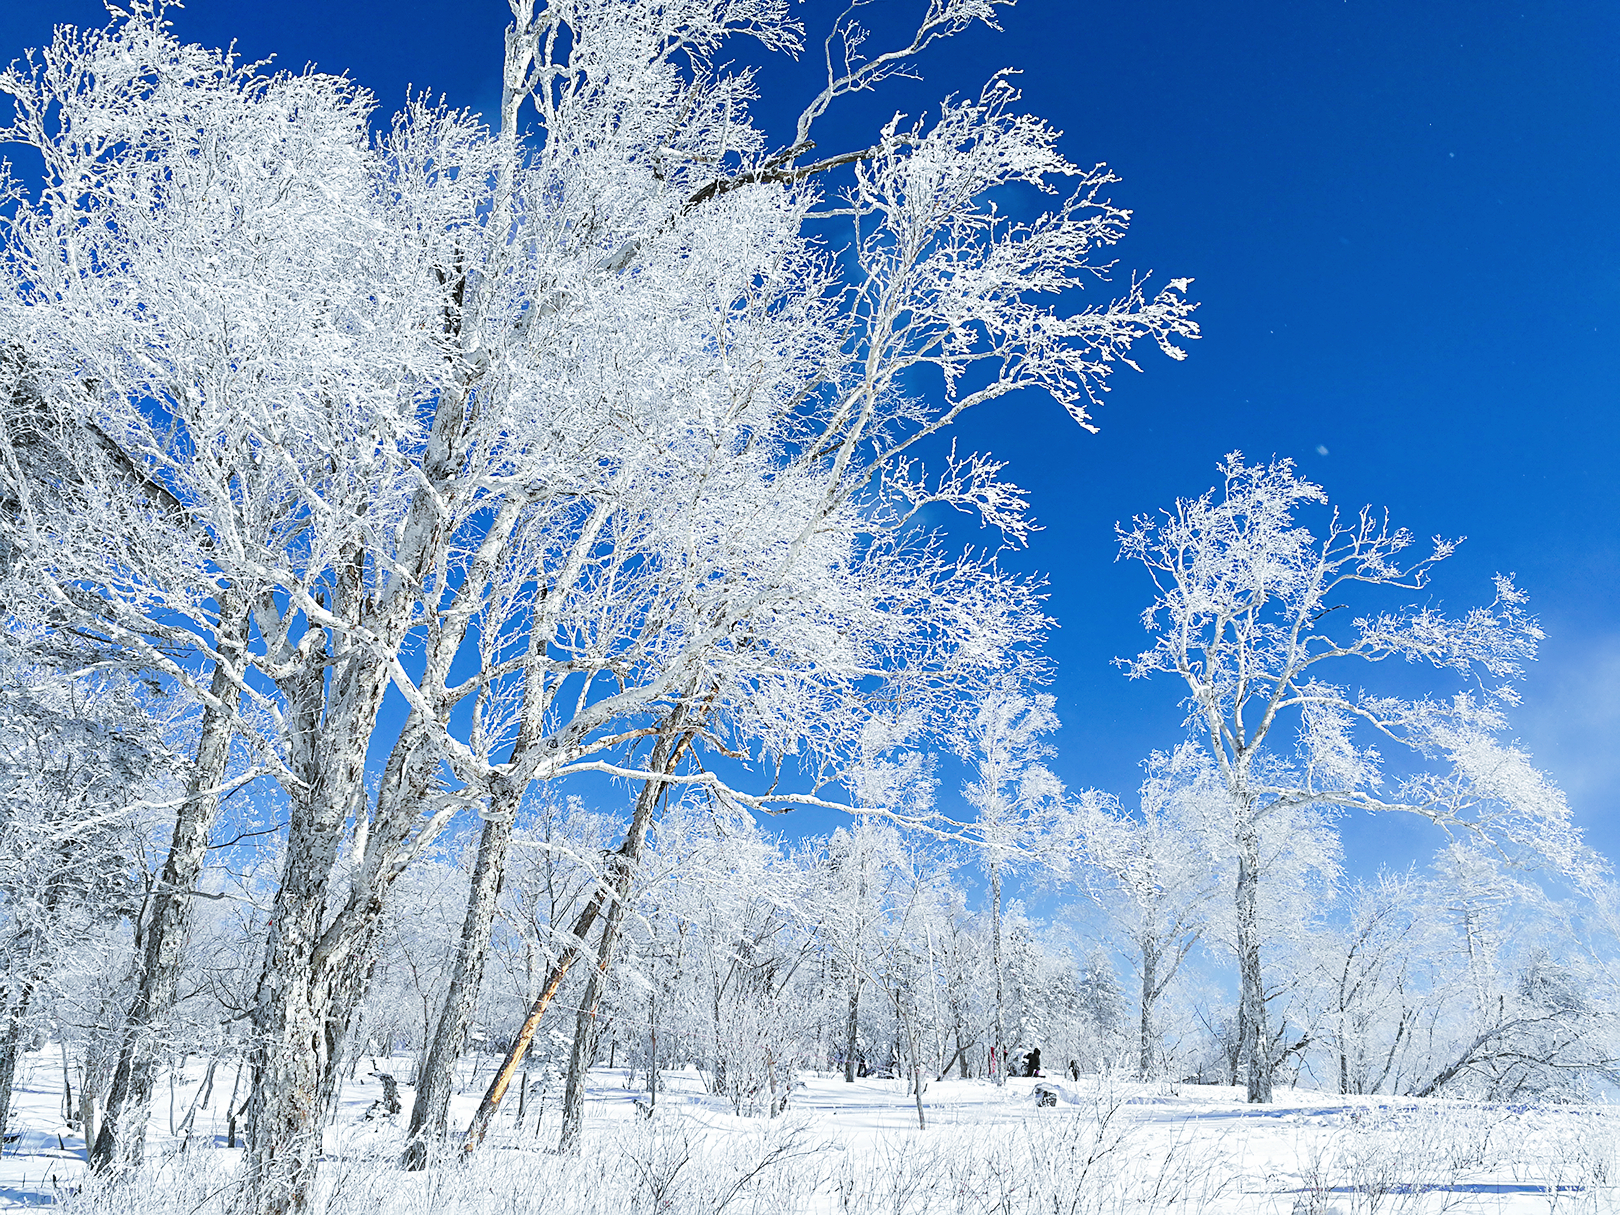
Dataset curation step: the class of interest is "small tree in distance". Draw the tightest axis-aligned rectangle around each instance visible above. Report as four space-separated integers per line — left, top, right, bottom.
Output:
1073 745 1223 1080
959 690 1064 1084
1117 453 1589 1103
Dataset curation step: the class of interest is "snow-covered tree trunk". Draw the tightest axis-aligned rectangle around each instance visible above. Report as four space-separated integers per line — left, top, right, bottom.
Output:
1138 943 1158 1080
990 862 1006 1086
557 727 686 1154
78 1081 101 1161
401 807 515 1167
909 1024 926 1130
1337 1005 1350 1096
843 983 861 1083
1234 821 1272 1103
558 892 620 1154
405 617 553 1165
459 881 609 1152
313 916 385 1130
92 593 248 1171
243 643 387 1215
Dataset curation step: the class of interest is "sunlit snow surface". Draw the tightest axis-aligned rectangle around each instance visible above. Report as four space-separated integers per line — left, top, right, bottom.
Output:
1 1052 1614 1212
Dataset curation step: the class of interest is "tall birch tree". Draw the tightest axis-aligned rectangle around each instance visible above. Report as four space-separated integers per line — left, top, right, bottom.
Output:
1117 454 1586 1102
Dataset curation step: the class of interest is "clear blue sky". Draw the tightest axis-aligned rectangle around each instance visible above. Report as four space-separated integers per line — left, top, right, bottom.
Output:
4 1 1616 870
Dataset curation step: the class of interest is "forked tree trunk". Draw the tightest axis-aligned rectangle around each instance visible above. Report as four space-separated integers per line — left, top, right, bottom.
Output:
241 645 384 1215
77 1007 120 1159
313 916 384 1130
1234 821 1272 1103
92 594 248 1171
905 1015 926 1130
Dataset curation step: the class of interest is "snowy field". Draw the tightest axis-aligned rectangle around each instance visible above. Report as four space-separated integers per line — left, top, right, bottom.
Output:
0 1050 1616 1213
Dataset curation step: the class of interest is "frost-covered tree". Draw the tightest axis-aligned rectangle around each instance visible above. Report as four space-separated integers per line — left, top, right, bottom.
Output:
1073 746 1222 1078
819 817 907 1084
1404 843 1617 1100
958 690 1063 1083
642 803 818 1119
1118 454 1586 1102
0 658 172 1139
2 0 1196 1202
1307 869 1429 1096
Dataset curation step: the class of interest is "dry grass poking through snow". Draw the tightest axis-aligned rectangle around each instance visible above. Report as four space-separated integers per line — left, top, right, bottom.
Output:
18 1074 1620 1214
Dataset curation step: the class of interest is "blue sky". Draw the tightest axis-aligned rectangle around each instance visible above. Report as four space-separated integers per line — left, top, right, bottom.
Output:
4 0 1616 872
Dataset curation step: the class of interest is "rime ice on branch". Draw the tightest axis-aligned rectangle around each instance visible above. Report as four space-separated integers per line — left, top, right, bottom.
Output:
0 0 1196 1206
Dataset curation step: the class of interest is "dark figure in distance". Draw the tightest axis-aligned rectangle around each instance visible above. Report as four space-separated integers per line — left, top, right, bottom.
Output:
1024 1048 1041 1078
1068 1059 1080 1082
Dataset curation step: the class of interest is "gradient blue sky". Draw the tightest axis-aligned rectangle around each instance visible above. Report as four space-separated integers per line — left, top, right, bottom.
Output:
4 1 1616 872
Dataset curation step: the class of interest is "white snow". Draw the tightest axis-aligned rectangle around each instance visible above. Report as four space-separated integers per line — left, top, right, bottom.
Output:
2 1049 1614 1212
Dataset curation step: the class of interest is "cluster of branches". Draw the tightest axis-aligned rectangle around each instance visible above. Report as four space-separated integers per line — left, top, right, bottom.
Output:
0 0 1196 1208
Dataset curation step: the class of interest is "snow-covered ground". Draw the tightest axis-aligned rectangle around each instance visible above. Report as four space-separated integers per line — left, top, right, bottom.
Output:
2 1050 1615 1212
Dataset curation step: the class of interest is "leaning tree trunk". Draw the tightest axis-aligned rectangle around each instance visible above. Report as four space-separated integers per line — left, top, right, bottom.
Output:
92 594 248 1171
557 907 619 1155
401 810 515 1168
1234 820 1272 1103
459 715 696 1157
458 879 610 1152
555 725 688 1155
457 717 697 1157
